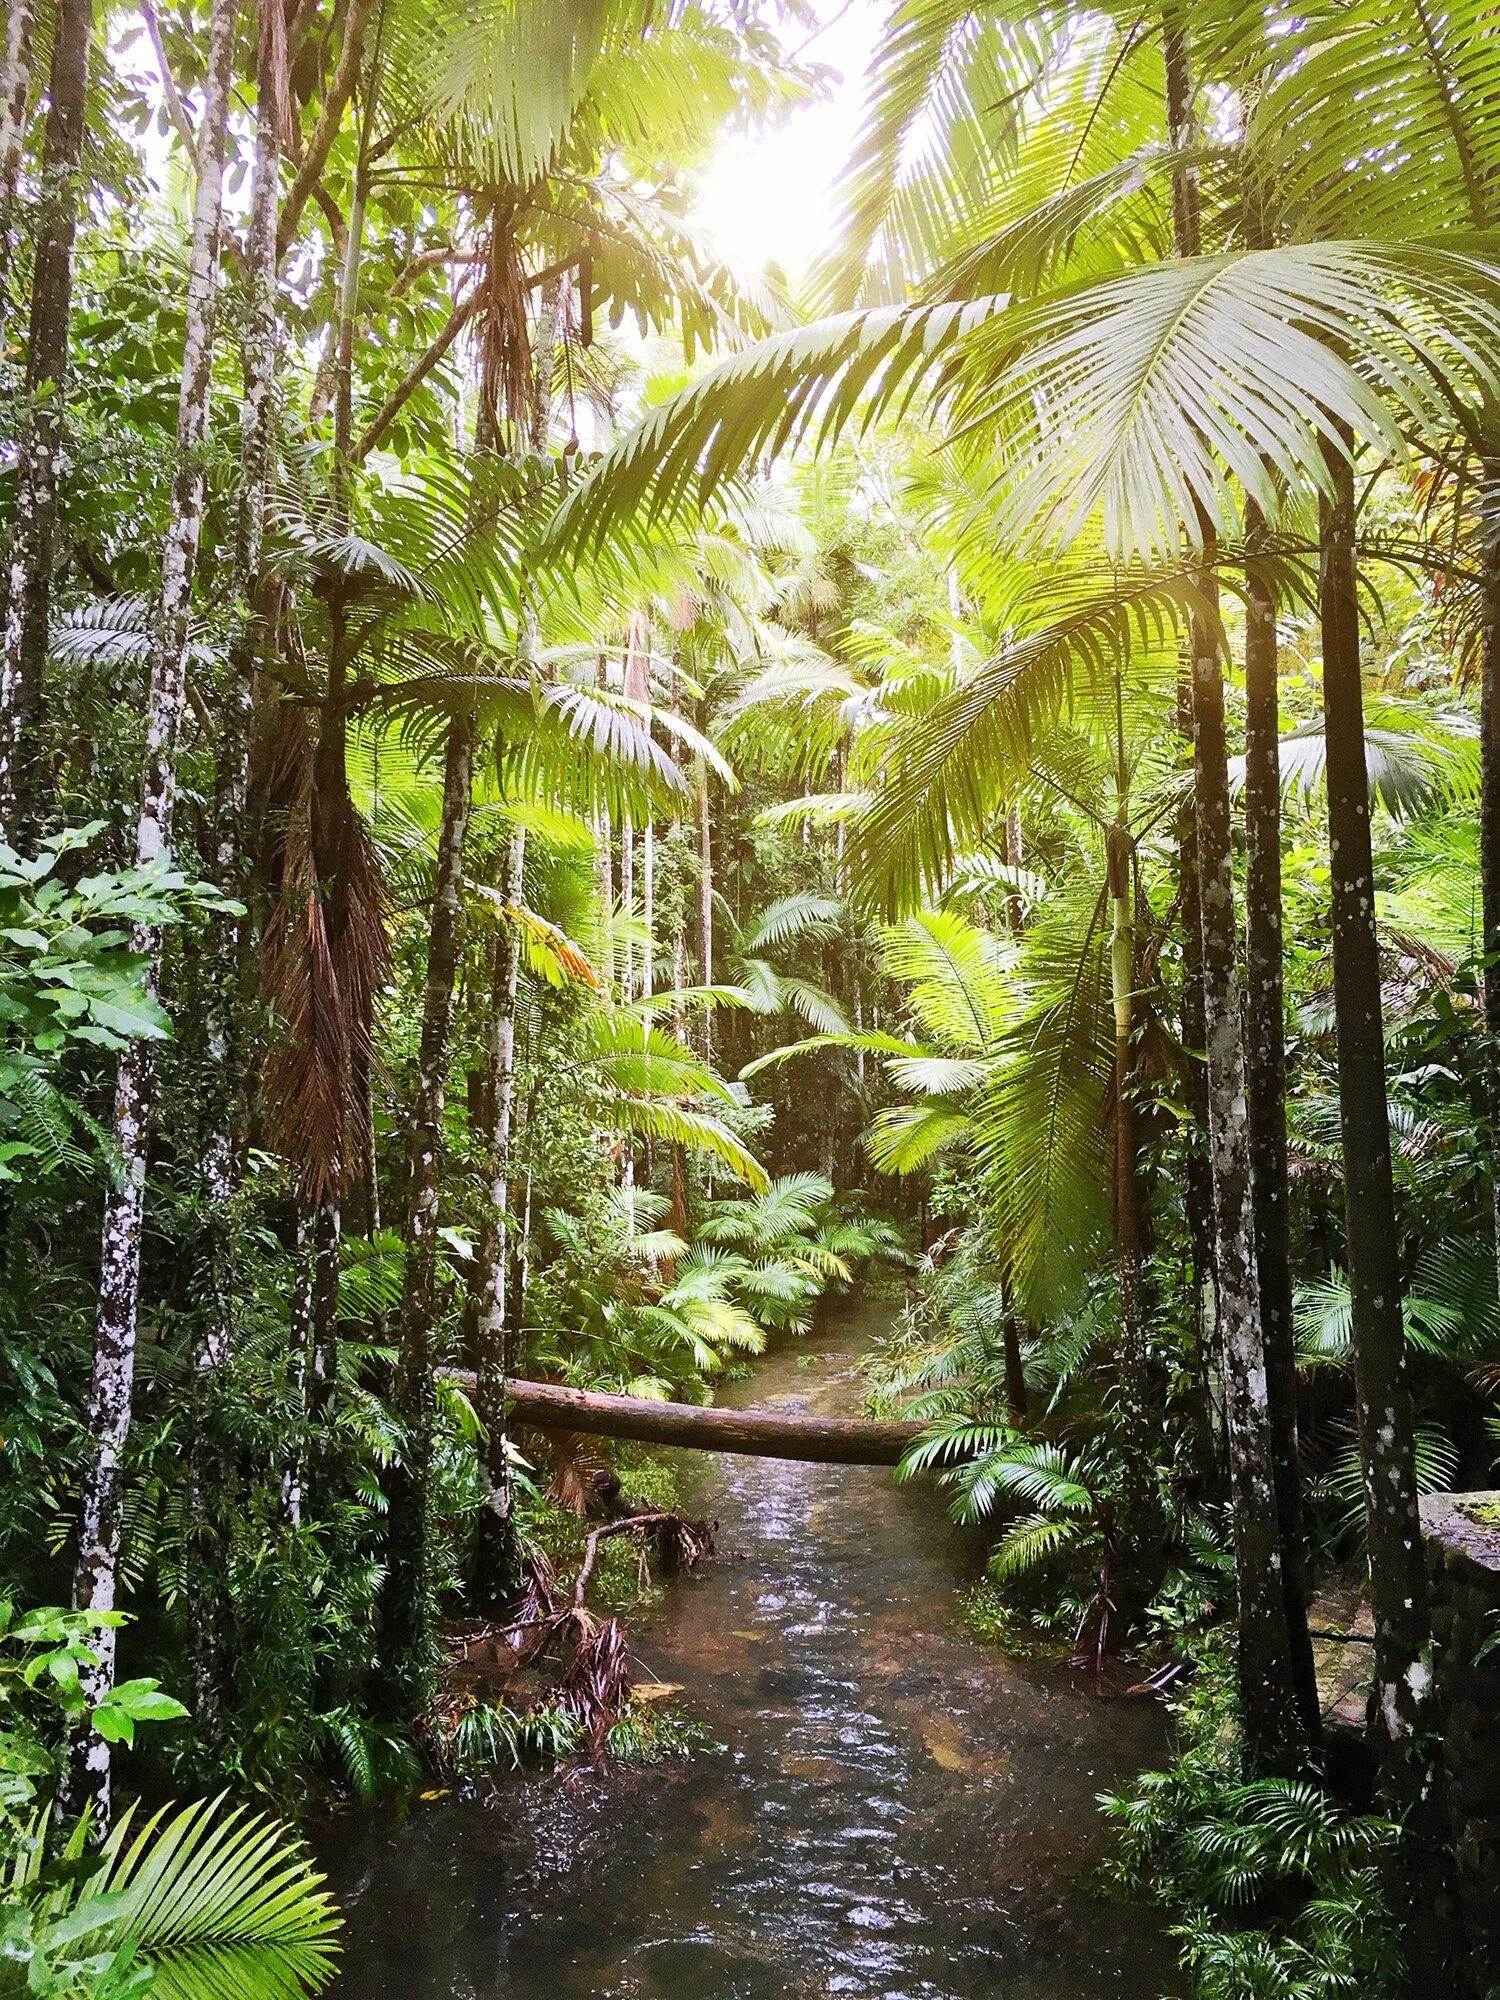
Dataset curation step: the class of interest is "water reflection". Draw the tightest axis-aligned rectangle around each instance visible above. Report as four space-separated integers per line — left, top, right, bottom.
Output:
325 1306 1172 1998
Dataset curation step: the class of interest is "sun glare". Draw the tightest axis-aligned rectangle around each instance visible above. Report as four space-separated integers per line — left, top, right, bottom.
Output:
693 1 877 282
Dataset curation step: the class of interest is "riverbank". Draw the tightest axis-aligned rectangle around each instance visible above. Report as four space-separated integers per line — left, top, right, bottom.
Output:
322 1301 1174 1997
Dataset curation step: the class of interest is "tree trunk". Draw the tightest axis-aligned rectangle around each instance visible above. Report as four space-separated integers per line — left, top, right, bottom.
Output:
1163 6 1301 1767
1108 817 1166 1609
1002 1313 1028 1419
1108 821 1147 1411
0 0 93 836
199 0 283 1369
1242 497 1320 1737
1189 564 1305 1767
280 1207 314 1529
451 1373 925 1465
472 828 525 1607
1320 448 1471 1990
1479 458 1500 1289
382 708 474 1706
68 0 238 1821
0 0 35 302
697 764 713 1064
1162 15 1221 1502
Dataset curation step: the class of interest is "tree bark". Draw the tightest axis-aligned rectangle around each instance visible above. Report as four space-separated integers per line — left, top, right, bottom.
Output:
199 0 283 1369
0 0 35 302
697 763 713 1064
1242 497 1320 1737
472 828 525 1607
1189 563 1304 1767
382 707 475 1706
0 0 93 836
68 0 238 1821
1320 447 1471 1989
1479 459 1500 1290
275 0 370 261
1162 5 1301 1766
1163 12 1221 1501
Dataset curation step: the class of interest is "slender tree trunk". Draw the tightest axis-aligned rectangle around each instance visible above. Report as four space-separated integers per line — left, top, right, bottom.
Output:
199 0 283 1368
1162 7 1300 1764
0 0 35 302
0 0 93 835
1162 16 1221 1500
472 828 525 1606
1109 822 1147 1407
382 708 474 1706
1187 561 1304 1767
1108 818 1166 1611
280 1208 314 1529
1479 458 1500 1289
1320 448 1471 1990
643 820 655 996
309 1193 341 1421
1243 497 1319 1736
697 765 713 1065
621 816 636 1002
1002 1312 1028 1419
68 0 238 1820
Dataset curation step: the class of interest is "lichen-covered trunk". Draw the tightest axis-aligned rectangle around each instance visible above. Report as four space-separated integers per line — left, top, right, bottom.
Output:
1161 17 1222 1501
0 0 93 835
1108 823 1147 1414
1162 13 1299 1763
279 1208 314 1529
1479 460 1500 1293
198 0 283 1366
382 708 475 1708
1108 820 1165 1611
697 766 713 1066
1188 570 1304 1769
0 0 36 301
1320 452 1471 1989
472 828 525 1608
68 0 237 1821
1242 499 1319 1737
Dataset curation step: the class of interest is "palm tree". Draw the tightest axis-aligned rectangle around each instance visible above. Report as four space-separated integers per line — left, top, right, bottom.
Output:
0 0 95 836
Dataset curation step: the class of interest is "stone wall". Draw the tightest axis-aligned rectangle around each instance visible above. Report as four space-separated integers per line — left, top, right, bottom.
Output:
1422 1489 1500 1975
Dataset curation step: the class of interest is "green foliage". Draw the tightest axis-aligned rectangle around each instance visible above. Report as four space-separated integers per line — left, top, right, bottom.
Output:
1101 1651 1401 2000
0 1603 187 1844
0 829 235 1179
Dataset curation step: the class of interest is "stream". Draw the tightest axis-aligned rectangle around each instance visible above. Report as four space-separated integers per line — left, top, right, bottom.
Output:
325 1300 1175 1998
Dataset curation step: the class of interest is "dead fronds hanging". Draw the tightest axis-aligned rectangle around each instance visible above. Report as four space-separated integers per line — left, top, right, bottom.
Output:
256 694 393 1201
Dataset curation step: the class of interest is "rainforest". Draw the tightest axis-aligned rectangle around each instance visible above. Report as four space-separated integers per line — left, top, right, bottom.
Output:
3 0 1500 1995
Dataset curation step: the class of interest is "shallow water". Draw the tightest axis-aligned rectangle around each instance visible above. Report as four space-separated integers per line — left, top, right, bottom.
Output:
325 1302 1174 1998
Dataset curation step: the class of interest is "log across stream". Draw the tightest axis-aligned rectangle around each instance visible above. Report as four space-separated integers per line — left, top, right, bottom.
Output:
328 1304 1173 1997
446 1369 925 1465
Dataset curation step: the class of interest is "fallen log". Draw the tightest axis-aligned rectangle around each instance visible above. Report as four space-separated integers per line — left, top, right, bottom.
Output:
443 1371 925 1466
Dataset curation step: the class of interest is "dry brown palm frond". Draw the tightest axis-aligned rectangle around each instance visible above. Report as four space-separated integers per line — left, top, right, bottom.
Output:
476 201 534 441
557 1613 631 1762
257 694 393 1200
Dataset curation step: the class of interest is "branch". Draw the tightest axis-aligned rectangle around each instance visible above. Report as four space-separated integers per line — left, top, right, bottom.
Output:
390 244 482 298
140 0 196 156
285 0 321 67
352 289 480 462
276 0 371 262
312 178 347 267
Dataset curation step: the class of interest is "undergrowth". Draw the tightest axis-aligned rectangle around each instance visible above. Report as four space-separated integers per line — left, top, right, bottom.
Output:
1099 1641 1401 1999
